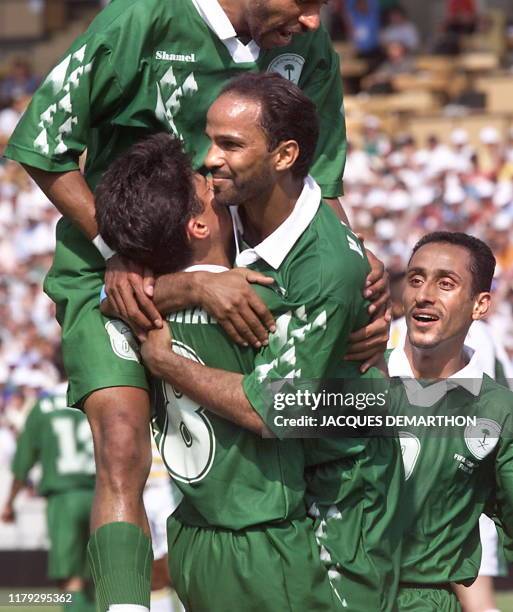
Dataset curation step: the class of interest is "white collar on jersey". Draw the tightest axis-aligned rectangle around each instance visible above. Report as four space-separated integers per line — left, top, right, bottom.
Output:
231 175 322 271
191 0 261 63
388 344 484 407
183 264 229 273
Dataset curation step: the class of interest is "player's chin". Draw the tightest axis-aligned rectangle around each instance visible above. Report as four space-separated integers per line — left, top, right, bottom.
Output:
408 330 441 350
213 189 236 207
259 31 292 49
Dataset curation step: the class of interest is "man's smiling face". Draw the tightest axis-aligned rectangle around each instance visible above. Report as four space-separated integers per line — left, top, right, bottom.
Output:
204 92 275 208
404 242 478 350
243 0 325 48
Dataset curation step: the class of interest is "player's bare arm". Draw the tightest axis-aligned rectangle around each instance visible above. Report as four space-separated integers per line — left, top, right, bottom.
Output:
102 267 277 347
0 478 25 523
141 326 269 436
22 166 98 239
22 165 164 335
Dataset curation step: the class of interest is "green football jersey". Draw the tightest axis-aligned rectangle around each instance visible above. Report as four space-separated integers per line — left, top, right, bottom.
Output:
237 189 370 435
387 346 513 584
151 183 370 530
11 386 95 496
5 0 345 196
151 270 307 531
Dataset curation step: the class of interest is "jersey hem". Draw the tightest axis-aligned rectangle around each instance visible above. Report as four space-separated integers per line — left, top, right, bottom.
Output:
4 143 79 173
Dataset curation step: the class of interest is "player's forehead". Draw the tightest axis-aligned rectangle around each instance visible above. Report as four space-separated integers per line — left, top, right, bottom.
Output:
206 93 263 136
408 243 472 280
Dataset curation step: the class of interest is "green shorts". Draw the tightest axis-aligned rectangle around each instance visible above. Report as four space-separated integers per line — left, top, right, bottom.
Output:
46 489 94 580
167 516 345 612
44 219 148 407
397 585 461 611
306 438 404 612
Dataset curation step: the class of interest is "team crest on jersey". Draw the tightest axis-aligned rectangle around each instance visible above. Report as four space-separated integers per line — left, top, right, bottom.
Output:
104 320 140 362
267 54 305 85
464 418 501 460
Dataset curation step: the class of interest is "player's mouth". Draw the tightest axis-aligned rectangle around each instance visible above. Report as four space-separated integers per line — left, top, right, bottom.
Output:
211 174 233 185
268 25 300 46
410 310 441 328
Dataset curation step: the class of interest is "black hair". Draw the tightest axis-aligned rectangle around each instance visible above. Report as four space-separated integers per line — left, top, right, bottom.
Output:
410 231 496 294
95 133 201 274
220 72 319 179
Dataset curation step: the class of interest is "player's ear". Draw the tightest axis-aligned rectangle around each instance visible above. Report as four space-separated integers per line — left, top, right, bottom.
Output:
273 139 299 173
472 292 491 320
186 216 209 241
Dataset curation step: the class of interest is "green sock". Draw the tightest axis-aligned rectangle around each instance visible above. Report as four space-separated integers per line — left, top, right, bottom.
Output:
87 522 153 611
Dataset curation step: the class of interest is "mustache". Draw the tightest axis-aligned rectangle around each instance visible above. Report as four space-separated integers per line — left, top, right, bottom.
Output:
211 172 233 179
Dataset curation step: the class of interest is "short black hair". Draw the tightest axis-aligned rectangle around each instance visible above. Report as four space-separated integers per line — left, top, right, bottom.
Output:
220 73 319 179
410 231 496 294
95 133 201 274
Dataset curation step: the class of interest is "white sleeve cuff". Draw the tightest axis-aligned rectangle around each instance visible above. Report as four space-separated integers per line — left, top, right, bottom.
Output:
92 234 116 260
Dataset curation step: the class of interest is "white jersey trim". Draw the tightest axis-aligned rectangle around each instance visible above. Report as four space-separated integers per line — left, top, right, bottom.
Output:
388 344 484 406
191 0 261 63
183 264 229 273
233 175 322 270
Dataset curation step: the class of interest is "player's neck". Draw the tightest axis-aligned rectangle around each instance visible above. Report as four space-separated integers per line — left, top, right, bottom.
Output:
189 242 232 269
240 177 303 247
218 0 249 37
404 338 469 380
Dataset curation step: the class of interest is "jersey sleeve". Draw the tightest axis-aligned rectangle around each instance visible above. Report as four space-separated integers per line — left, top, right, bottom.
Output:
242 300 350 437
11 405 41 482
493 431 513 562
301 29 346 198
4 35 124 173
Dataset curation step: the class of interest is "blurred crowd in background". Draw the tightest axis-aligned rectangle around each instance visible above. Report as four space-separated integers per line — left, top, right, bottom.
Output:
0 0 512 478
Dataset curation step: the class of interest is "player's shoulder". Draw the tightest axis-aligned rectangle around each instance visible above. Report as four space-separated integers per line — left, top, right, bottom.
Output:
313 202 370 278
261 24 335 80
85 0 178 38
284 202 369 304
478 374 513 415
474 375 513 439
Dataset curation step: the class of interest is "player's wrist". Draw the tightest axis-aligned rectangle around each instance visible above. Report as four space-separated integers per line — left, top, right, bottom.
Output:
190 271 209 307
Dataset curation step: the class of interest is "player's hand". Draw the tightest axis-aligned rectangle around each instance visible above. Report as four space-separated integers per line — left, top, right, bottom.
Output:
1 504 15 523
363 249 390 318
345 308 392 373
104 255 162 337
140 326 173 377
196 269 276 348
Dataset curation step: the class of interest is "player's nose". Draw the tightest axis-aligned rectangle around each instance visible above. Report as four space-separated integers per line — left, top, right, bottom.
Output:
415 281 436 303
298 10 321 32
204 143 223 171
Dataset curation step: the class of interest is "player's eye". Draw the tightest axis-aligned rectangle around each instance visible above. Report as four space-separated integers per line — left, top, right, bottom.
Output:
439 279 455 290
219 139 242 150
408 276 423 287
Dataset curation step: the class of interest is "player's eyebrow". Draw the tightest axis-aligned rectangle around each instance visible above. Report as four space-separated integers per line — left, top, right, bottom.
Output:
408 266 462 281
407 266 425 275
435 269 463 281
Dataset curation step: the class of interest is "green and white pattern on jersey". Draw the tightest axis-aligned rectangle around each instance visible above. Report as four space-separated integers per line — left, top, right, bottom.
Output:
386 348 513 586
5 0 345 195
240 204 370 433
11 389 95 496
4 0 346 406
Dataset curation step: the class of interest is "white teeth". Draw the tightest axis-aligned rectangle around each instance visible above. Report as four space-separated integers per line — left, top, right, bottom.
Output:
414 314 437 321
